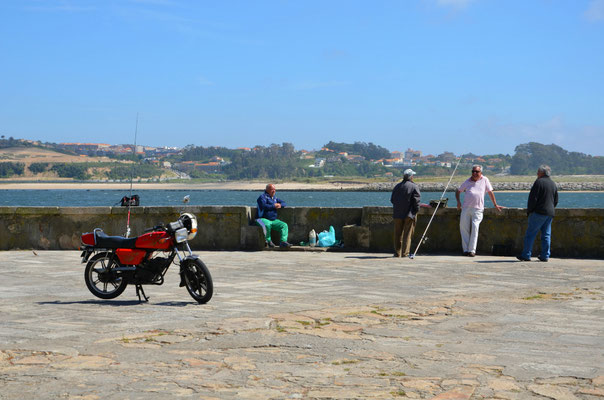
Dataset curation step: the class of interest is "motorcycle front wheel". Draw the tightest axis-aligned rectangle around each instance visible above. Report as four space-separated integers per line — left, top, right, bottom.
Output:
182 259 213 304
84 252 128 299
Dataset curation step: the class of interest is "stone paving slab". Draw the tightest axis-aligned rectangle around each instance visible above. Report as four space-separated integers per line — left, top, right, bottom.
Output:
0 250 603 399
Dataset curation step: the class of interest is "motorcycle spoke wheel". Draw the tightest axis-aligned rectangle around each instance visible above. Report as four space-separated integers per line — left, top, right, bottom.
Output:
183 259 213 304
84 252 128 299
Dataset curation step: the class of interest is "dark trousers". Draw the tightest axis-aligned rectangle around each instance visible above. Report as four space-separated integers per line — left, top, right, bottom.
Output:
393 217 416 257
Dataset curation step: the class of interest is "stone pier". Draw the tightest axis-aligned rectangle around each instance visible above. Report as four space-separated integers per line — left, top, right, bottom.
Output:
0 250 602 398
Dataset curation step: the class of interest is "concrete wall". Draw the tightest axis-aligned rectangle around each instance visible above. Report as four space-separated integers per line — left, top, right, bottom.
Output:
354 207 604 258
0 206 361 252
0 206 602 258
0 206 254 251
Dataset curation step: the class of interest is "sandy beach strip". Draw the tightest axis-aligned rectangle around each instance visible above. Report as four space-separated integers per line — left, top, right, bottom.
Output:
0 181 600 192
0 181 369 191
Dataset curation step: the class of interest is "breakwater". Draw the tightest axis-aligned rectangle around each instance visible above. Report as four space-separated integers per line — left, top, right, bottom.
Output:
361 182 604 192
1 206 602 258
3 190 604 208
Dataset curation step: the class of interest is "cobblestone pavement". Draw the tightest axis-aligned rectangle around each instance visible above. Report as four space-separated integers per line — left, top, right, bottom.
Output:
0 250 603 399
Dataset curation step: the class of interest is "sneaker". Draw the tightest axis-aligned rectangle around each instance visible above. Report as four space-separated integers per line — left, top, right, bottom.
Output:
266 240 276 248
468 252 475 257
538 256 548 262
516 255 531 261
280 241 292 248
463 252 469 256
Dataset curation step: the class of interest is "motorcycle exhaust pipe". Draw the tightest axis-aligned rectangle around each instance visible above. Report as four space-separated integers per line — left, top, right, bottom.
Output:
114 266 137 272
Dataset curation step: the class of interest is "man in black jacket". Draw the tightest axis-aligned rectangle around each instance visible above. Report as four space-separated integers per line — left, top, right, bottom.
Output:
517 165 559 262
391 169 423 257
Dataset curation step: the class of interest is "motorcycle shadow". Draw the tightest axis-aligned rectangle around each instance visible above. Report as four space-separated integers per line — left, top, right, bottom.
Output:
37 300 192 307
345 255 393 260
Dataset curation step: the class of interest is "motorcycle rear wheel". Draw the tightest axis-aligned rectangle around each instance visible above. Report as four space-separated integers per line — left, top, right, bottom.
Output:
183 259 213 304
84 252 128 299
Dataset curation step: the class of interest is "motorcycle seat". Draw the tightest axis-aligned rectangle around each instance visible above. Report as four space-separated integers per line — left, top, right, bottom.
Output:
94 230 138 249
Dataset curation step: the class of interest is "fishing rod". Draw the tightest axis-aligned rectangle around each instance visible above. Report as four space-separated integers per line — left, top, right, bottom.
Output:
125 113 138 238
409 155 463 259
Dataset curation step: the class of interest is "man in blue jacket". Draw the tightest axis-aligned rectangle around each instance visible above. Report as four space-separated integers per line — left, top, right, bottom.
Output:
257 184 291 248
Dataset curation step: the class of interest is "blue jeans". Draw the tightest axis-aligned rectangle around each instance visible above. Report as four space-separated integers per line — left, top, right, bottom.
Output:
521 213 553 260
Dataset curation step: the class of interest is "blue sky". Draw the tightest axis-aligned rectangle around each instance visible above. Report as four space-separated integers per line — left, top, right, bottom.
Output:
1 0 603 156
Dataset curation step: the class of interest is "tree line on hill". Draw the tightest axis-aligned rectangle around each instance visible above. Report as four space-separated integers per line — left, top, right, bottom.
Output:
179 142 396 180
0 162 25 178
1 135 603 179
511 142 604 175
0 161 163 180
177 141 604 179
320 141 392 160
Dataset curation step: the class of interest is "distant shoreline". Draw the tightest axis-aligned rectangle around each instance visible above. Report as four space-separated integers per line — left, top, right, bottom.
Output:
0 181 602 192
0 181 365 191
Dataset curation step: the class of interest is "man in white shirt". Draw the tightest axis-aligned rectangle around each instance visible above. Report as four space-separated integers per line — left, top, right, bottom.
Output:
455 165 503 256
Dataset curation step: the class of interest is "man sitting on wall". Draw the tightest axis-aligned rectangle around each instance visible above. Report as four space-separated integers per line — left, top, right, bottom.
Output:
256 184 292 248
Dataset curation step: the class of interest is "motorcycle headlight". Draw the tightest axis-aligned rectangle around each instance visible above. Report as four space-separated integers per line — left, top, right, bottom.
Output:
174 227 188 243
179 213 198 240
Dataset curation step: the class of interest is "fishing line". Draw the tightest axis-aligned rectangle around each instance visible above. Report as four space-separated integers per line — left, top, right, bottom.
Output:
125 113 138 238
409 154 463 259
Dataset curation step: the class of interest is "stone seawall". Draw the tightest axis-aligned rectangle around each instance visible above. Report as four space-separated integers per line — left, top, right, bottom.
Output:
0 206 602 258
361 182 604 192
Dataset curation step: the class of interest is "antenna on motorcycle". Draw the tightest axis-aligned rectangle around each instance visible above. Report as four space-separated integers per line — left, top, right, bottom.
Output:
181 195 190 214
125 113 139 238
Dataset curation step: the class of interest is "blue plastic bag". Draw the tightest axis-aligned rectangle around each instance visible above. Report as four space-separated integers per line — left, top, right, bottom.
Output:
317 226 336 247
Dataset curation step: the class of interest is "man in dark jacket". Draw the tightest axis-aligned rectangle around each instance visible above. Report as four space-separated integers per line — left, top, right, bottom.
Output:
391 169 422 257
517 165 559 262
257 184 291 248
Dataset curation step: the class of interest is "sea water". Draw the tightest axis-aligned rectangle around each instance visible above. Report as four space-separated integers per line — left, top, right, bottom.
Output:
1 189 603 208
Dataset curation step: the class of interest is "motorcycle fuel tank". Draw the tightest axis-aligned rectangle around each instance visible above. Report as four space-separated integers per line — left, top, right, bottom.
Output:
135 231 173 250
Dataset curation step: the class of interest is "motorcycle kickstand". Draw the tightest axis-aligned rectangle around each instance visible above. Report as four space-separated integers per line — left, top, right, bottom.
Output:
135 284 149 302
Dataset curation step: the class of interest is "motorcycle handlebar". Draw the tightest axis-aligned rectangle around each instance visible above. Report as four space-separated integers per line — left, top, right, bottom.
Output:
144 225 165 233
142 220 183 234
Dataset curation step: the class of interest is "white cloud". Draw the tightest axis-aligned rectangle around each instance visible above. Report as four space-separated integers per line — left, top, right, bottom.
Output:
290 80 349 90
585 0 604 21
322 49 351 61
24 1 96 13
435 0 475 9
130 0 177 5
197 76 214 86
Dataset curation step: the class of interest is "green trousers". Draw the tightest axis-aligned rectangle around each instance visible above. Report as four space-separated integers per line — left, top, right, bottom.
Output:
258 218 289 243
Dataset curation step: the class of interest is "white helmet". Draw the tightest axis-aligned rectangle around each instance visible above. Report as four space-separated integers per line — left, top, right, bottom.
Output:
178 213 198 240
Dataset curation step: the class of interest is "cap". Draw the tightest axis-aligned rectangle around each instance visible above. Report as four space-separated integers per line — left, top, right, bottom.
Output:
403 168 416 177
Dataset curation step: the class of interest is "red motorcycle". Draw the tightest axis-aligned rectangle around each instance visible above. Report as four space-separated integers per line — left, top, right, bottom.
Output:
80 213 213 303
